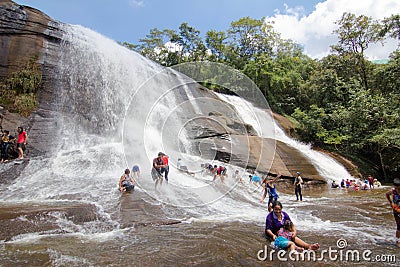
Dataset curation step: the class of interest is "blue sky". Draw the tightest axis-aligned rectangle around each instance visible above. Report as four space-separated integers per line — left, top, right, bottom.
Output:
15 0 400 59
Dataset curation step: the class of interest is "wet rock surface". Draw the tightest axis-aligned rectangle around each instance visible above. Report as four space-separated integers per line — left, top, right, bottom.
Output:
118 191 181 229
0 202 98 241
0 191 182 242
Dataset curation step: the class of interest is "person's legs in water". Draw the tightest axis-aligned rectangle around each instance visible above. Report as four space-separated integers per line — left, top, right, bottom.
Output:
155 176 163 191
287 241 303 252
4 143 9 161
292 236 319 250
298 186 302 201
394 211 400 247
17 143 25 159
0 143 5 163
295 185 303 201
267 196 273 212
163 166 169 183
152 168 163 191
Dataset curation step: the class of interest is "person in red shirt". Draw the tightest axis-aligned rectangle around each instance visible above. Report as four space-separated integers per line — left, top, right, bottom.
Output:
213 166 226 183
367 175 374 189
162 153 169 183
16 126 28 160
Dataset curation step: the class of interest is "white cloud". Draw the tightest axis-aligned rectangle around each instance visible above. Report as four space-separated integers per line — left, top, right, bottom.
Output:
129 0 145 8
266 0 400 59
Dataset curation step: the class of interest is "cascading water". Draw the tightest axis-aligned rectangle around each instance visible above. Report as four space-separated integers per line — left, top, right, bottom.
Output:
217 93 353 183
0 23 397 266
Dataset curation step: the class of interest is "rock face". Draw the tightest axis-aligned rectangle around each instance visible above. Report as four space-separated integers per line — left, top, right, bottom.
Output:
187 113 325 182
0 0 63 158
0 0 61 82
0 0 327 183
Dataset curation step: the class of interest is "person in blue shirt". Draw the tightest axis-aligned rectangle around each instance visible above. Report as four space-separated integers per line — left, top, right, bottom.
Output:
131 165 140 179
261 174 281 212
249 174 262 185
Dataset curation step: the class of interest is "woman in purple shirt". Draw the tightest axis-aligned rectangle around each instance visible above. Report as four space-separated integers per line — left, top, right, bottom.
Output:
265 201 320 250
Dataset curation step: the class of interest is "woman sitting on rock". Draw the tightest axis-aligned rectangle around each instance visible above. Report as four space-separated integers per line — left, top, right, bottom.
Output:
265 201 320 250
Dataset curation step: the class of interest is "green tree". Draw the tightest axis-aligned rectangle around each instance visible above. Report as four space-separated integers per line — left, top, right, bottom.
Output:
205 30 227 62
331 13 383 90
173 22 207 62
226 17 278 69
370 128 400 179
382 14 400 42
126 28 179 65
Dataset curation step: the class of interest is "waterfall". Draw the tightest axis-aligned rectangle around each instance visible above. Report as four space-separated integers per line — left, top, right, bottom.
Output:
217 93 353 183
1 23 351 226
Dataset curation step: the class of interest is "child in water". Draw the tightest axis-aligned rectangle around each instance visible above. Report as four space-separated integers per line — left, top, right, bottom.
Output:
274 220 304 252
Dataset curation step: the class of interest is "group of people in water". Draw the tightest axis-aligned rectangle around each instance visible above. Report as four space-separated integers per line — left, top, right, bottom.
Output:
0 126 28 163
201 163 228 183
119 152 172 192
331 175 382 190
117 157 400 249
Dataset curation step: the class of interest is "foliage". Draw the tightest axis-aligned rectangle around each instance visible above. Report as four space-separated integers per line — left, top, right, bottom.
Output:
13 93 38 117
331 13 384 90
0 56 41 117
381 14 400 41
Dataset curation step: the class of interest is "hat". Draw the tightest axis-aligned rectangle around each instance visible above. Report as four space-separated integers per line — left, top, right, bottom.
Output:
158 152 164 156
296 171 301 175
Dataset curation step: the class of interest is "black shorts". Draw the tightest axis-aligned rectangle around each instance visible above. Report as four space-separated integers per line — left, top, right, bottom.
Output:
268 196 278 206
17 143 26 151
123 185 135 192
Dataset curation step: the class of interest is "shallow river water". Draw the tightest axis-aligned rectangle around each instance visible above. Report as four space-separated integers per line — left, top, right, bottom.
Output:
1 179 398 267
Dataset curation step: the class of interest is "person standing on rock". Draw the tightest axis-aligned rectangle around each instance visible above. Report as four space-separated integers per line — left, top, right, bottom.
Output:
261 173 281 211
16 126 27 160
1 130 15 163
294 171 303 201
